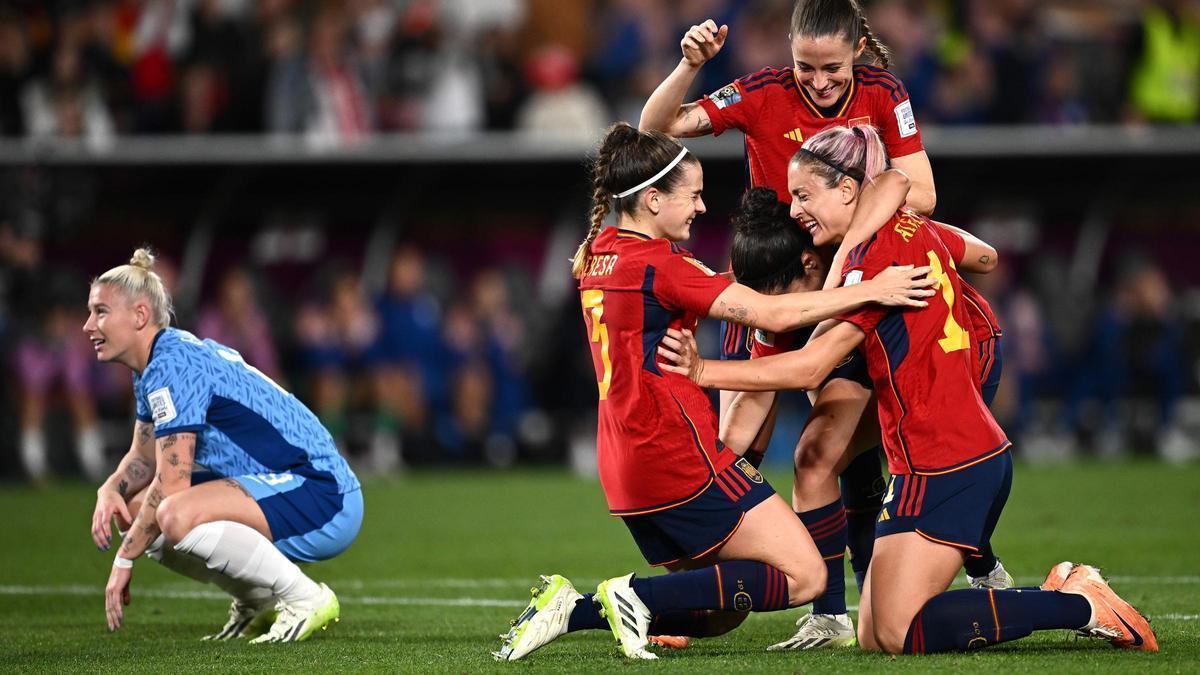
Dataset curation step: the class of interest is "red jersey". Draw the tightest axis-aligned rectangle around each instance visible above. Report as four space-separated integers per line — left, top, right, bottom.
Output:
837 211 1010 476
698 64 924 202
578 227 735 514
935 223 1004 345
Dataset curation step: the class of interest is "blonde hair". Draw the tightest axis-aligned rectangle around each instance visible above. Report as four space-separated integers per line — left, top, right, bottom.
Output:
94 247 174 327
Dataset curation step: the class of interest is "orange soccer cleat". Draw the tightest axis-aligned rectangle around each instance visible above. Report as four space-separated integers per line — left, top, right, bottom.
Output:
648 635 691 650
1041 561 1075 591
1060 564 1158 652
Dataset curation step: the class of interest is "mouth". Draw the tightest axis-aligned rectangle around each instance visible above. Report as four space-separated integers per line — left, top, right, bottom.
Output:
90 337 106 352
799 218 819 235
809 85 837 100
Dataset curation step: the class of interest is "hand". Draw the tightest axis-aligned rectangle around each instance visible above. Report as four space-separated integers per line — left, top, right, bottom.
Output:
657 328 705 384
681 19 728 67
92 489 131 551
105 563 133 631
867 265 936 307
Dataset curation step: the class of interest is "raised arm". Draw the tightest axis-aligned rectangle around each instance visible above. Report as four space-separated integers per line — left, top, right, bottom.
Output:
934 221 999 274
823 169 913 290
92 420 156 550
660 323 866 392
709 264 933 334
891 151 936 215
639 20 727 137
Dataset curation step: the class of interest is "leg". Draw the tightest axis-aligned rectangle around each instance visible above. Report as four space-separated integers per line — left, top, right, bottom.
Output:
862 532 963 654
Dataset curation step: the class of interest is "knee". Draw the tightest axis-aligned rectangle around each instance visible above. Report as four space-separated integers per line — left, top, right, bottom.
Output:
785 556 828 607
793 437 838 488
873 623 909 655
156 494 196 544
857 620 880 651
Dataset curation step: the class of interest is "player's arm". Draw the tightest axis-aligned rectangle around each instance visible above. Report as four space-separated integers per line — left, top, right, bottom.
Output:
117 431 196 561
92 421 156 550
660 323 866 392
934 221 999 274
891 151 936 215
708 265 933 333
639 19 727 137
823 168 912 290
720 390 777 454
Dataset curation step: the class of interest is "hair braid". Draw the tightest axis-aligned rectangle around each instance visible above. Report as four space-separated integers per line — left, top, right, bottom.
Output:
573 150 613 278
858 13 891 68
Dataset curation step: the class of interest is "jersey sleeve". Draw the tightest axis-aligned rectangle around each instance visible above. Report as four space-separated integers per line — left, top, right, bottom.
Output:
750 328 797 359
133 374 152 423
138 356 212 437
653 248 733 316
695 72 766 136
835 235 891 335
864 69 924 159
933 222 966 265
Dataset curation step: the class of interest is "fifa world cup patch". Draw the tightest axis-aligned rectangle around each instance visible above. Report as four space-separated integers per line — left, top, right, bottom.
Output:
894 100 918 138
709 84 742 110
735 458 764 484
753 329 775 347
683 257 717 276
148 387 177 425
843 270 864 287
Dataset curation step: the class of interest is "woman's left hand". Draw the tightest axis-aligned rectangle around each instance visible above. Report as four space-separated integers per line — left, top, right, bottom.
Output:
658 328 704 384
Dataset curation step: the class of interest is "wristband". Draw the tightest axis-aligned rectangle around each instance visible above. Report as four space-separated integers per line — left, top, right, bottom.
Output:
113 556 135 569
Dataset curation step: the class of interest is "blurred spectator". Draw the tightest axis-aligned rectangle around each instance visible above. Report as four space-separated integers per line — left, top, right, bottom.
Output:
1126 0 1200 123
22 42 115 148
196 266 284 383
515 44 609 138
0 10 32 136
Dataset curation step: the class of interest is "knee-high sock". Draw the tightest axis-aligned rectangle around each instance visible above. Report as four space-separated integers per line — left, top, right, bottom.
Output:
631 562 791 615
797 501 847 615
840 447 885 592
174 521 320 606
568 597 749 637
963 544 1000 578
146 534 273 604
904 588 1091 654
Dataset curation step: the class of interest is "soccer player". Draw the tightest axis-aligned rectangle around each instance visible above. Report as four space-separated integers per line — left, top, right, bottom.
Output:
87 248 361 642
642 1 1013 647
658 125 1158 654
493 123 936 661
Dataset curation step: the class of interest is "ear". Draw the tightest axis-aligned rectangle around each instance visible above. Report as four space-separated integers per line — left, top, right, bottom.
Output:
643 188 662 216
133 302 150 330
801 249 820 273
840 176 860 205
854 36 867 59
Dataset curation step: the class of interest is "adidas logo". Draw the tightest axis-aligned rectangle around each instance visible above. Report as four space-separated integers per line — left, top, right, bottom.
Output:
877 509 890 522
615 592 647 635
783 128 804 142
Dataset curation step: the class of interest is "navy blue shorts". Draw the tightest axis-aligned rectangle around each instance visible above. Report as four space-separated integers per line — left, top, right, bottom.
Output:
623 458 776 566
720 321 753 361
826 347 872 388
875 451 1012 553
979 336 1003 407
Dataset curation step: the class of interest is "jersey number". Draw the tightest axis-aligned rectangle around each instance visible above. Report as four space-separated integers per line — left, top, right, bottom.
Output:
217 348 289 395
926 251 970 354
581 290 612 400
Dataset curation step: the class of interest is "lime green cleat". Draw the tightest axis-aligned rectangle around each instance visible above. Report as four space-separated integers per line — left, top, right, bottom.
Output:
595 573 657 660
493 574 583 661
250 583 339 644
202 598 278 641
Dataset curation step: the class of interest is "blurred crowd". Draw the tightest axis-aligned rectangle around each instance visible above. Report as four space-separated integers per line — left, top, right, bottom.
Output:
2 0 1199 149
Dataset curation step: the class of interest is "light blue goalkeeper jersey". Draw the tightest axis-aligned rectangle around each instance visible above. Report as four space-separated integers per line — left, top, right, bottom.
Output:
133 328 359 493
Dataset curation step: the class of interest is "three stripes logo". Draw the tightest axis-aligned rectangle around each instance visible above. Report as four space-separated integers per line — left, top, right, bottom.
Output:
614 591 649 636
783 128 804 143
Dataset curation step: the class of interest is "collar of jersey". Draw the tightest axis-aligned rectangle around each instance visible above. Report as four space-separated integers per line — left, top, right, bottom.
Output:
615 228 652 241
792 66 856 119
146 327 168 369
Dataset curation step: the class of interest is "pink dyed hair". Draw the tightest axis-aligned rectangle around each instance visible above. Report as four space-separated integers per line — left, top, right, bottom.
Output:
791 124 889 187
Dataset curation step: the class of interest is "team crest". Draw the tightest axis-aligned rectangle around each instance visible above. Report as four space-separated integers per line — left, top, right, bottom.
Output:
733 591 753 611
708 84 742 110
848 116 871 128
735 458 764 484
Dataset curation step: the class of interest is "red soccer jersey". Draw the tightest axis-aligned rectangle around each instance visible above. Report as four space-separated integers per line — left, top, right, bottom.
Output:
698 64 924 202
578 227 736 514
837 211 1010 476
935 223 1004 345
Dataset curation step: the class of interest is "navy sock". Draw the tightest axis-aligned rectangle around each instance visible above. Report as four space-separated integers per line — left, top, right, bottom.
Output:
963 544 999 578
904 589 1092 653
630 561 790 615
566 593 607 632
649 609 749 638
840 448 885 592
797 501 847 615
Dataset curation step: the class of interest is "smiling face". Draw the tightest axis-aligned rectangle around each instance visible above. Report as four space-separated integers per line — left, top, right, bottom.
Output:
648 161 706 242
83 283 145 366
787 161 856 247
791 34 865 108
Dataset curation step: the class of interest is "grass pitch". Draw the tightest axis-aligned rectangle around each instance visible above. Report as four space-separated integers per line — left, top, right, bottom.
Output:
1 461 1196 673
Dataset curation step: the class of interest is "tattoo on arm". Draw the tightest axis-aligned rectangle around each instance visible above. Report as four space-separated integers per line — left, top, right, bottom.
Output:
717 300 750 323
117 479 129 498
979 255 990 265
137 422 153 445
159 434 178 451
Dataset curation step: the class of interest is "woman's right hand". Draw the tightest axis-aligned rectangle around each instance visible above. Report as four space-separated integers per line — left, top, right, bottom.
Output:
866 264 937 307
92 489 131 550
681 19 728 67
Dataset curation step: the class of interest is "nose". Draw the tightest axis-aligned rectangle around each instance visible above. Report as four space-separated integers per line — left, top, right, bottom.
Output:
82 314 94 333
790 200 803 220
694 196 706 215
811 72 828 91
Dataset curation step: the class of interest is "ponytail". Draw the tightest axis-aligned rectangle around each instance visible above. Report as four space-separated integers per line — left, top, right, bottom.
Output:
94 246 174 327
793 123 889 188
857 12 891 68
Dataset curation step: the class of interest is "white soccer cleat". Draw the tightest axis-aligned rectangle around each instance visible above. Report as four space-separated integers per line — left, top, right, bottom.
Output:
249 583 339 644
202 597 278 641
493 574 583 661
968 559 1015 590
767 612 856 650
595 573 657 660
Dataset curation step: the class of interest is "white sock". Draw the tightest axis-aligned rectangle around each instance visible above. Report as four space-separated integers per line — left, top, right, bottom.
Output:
20 428 48 480
146 534 273 606
174 521 321 606
76 426 107 481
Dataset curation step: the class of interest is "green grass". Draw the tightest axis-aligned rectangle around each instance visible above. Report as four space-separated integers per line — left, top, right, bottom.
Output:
2 461 1197 672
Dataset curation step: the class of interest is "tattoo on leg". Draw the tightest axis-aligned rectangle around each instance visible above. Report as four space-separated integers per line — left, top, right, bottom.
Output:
223 478 253 499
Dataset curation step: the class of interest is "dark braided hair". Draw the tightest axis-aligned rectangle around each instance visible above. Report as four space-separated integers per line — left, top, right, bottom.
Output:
790 0 892 69
730 188 815 293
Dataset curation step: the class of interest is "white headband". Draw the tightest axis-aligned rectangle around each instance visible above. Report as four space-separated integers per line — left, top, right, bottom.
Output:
614 148 690 199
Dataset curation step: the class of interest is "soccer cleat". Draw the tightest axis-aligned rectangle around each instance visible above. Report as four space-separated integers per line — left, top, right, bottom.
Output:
648 635 690 649
202 597 278 641
595 574 657 660
1041 561 1075 591
492 574 583 661
968 559 1015 590
249 583 340 644
1059 564 1158 651
766 612 856 651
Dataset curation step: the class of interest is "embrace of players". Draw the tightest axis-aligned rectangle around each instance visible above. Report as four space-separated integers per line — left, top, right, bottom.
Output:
498 0 1158 660
87 248 361 642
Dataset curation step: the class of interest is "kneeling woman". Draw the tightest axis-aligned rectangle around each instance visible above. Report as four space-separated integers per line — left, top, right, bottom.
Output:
659 125 1157 654
87 249 361 642
494 122 936 661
